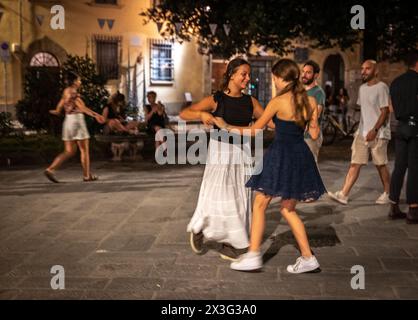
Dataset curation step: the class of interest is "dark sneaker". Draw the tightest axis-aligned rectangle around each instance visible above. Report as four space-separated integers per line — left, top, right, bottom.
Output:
406 207 418 224
219 244 248 262
190 232 204 254
388 204 406 220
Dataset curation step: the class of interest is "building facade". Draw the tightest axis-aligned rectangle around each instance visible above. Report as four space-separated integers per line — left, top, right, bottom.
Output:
0 0 211 117
0 0 409 120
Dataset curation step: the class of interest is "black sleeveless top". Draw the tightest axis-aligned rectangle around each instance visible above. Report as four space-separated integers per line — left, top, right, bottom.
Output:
145 104 166 131
211 91 254 144
106 105 120 120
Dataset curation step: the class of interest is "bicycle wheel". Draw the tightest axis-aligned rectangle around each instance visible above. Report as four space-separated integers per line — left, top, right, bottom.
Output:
322 119 337 145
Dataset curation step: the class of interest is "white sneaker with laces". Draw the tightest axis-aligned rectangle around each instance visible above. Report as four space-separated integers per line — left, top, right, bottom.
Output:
230 251 262 271
328 191 348 205
375 192 391 205
287 256 321 274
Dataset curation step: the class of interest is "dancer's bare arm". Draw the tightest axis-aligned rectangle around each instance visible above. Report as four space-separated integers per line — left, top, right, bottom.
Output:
101 107 109 123
179 96 217 126
75 98 105 123
252 97 275 129
307 96 320 140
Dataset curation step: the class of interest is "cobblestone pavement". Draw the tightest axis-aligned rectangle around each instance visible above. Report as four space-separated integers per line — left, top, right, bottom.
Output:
0 143 417 300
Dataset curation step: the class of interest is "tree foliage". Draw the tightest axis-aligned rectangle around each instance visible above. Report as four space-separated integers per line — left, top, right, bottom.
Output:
140 0 418 60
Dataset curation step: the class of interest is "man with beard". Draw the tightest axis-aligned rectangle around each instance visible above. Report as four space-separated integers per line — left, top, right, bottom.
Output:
329 60 391 205
302 60 326 162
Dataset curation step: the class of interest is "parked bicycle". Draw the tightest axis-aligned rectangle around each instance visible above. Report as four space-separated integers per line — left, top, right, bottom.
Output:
322 106 360 146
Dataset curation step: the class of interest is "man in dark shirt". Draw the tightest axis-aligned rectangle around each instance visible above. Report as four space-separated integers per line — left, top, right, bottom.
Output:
388 51 418 224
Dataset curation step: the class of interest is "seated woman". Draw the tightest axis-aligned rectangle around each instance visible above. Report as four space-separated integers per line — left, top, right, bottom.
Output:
102 92 139 135
144 91 168 151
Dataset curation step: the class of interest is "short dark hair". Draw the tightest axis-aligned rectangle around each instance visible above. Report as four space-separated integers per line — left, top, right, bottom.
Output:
405 50 418 68
304 60 321 74
147 91 157 97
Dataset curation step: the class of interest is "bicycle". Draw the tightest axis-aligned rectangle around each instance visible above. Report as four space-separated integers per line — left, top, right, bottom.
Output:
322 106 360 146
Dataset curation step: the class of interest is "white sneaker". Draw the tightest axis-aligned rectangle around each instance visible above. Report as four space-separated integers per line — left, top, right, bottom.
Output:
375 192 391 205
328 191 348 205
230 251 262 271
287 256 321 274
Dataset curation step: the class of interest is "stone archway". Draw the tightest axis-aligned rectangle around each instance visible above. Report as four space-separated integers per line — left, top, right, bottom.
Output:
322 54 345 94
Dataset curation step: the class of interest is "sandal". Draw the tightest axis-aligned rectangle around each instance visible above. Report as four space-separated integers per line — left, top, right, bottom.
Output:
44 170 59 183
83 174 99 182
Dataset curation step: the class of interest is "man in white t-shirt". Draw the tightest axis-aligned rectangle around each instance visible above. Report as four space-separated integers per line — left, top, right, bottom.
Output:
329 60 391 205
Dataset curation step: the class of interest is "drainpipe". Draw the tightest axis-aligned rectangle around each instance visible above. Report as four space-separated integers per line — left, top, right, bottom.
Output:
19 0 23 47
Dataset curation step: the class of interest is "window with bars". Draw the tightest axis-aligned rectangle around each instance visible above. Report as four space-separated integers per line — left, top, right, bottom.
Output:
94 35 121 81
150 39 174 84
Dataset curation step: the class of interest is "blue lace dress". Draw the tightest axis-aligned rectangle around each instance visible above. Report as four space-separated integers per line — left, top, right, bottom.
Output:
246 116 326 201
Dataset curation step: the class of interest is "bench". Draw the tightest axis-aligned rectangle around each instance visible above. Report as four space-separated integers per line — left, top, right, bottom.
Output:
94 133 149 161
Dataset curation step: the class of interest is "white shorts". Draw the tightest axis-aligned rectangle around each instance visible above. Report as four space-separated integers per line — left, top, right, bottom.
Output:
62 113 90 141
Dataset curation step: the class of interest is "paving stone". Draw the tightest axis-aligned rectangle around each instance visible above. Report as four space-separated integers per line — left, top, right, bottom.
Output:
156 292 217 300
90 263 152 278
82 290 155 300
106 277 164 291
393 286 418 299
352 246 410 258
0 276 26 289
14 289 86 300
149 263 218 281
380 258 418 272
0 289 20 299
1 158 418 299
17 277 109 290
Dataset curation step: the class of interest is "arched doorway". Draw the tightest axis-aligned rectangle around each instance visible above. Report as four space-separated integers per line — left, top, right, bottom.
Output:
322 54 345 103
26 51 62 134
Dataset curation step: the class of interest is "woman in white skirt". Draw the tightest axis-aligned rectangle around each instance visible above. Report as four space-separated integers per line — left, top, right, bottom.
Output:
44 72 104 183
179 58 274 261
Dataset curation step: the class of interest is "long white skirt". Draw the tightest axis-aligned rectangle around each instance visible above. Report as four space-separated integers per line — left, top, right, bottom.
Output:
187 139 253 249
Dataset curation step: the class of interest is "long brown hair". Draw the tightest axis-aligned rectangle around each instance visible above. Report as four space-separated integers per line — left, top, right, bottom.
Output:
272 59 312 128
219 57 250 93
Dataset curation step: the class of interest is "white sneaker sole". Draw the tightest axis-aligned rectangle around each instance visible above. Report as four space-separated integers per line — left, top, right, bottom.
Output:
286 265 322 274
220 254 239 262
230 263 263 272
189 232 204 255
376 200 391 205
328 192 348 205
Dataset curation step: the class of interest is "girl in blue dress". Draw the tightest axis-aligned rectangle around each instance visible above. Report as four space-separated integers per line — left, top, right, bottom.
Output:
217 59 326 273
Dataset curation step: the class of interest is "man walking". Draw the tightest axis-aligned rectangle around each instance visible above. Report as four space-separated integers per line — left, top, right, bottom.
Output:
388 51 418 224
329 60 391 205
302 60 326 162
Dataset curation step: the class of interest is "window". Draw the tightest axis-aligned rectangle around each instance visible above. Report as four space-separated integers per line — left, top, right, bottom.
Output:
95 0 117 4
149 39 174 84
94 35 121 81
30 52 59 67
